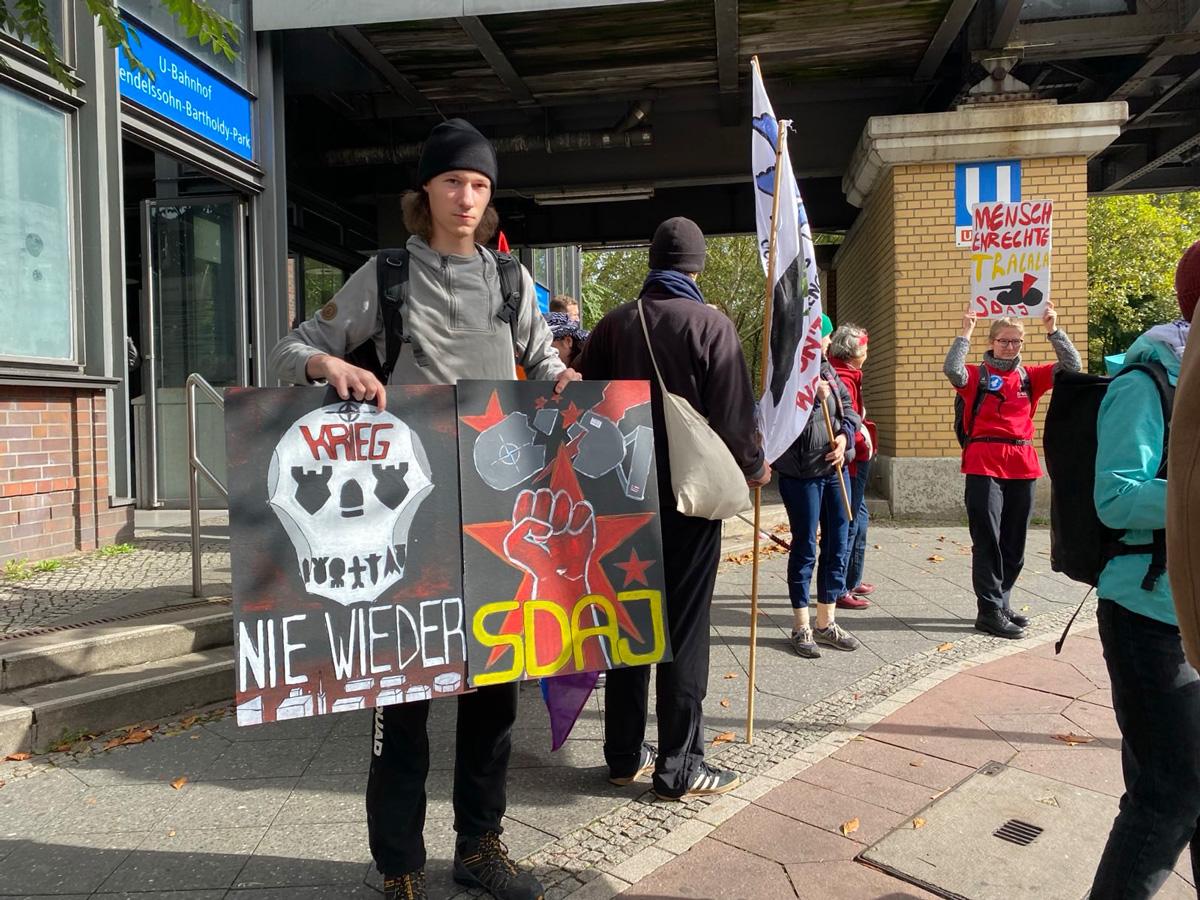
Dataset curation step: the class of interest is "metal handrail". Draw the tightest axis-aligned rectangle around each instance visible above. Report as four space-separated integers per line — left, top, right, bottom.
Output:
186 374 229 597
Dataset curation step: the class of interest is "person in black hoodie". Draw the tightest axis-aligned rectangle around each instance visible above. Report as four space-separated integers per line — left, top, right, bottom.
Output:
575 216 769 801
773 315 862 657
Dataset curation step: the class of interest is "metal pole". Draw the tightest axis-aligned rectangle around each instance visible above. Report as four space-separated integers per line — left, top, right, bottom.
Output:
187 378 202 597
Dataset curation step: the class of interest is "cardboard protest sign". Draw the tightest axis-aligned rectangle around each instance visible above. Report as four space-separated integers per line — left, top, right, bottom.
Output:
226 386 468 726
969 199 1052 319
456 380 670 687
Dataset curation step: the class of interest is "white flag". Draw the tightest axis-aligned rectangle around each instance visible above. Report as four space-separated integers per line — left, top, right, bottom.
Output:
751 59 824 464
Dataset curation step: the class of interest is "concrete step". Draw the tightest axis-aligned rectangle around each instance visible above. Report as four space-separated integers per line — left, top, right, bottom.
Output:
0 603 232 692
0 646 233 756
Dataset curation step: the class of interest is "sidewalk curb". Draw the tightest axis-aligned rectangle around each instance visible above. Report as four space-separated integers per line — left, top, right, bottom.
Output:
565 627 1065 899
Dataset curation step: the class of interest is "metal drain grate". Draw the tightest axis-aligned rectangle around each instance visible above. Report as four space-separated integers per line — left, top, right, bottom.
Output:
994 819 1044 847
0 597 230 642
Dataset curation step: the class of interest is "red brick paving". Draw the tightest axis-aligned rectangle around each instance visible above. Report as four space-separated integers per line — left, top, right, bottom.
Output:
620 629 1197 898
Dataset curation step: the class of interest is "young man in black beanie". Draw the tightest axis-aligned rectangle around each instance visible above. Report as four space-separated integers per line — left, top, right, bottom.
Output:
574 216 770 800
271 118 576 900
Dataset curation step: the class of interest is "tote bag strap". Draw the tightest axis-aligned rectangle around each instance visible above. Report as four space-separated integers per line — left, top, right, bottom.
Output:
636 298 671 393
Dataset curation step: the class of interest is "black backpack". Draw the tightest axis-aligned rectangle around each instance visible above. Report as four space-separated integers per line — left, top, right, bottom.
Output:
1043 362 1174 591
344 247 526 382
953 363 1032 448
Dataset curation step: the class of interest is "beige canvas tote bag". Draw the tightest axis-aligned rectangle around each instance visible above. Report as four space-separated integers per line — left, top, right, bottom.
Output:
637 298 751 520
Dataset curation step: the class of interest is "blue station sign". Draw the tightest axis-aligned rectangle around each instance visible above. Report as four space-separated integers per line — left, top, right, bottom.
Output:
117 19 254 161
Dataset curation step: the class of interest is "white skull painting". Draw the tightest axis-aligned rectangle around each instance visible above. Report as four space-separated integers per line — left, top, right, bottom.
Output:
267 401 434 606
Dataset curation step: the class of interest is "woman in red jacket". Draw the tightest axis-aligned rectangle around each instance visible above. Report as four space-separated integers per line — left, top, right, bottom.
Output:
944 303 1080 638
829 325 878 608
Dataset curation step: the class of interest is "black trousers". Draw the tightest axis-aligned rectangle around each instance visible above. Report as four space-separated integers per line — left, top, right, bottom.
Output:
603 506 722 797
366 683 519 874
1091 599 1200 899
964 474 1036 614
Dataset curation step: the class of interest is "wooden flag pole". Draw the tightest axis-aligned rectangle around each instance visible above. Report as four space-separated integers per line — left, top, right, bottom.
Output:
747 61 785 745
821 398 854 520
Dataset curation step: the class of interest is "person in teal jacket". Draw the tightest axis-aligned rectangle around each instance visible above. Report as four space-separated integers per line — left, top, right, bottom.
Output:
1089 263 1196 899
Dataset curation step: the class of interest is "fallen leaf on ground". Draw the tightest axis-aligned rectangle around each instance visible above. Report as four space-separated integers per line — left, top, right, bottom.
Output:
938 536 946 542
4 753 30 762
927 555 945 563
190 734 201 741
873 544 882 550
1021 605 1031 612
712 732 735 746
840 818 860 836
720 699 730 708
103 726 157 751
170 776 188 790
0 779 5 789
180 715 200 729
723 672 738 680
937 642 954 652
912 817 927 829
851 736 866 742
853 692 861 700
909 759 925 767
167 829 176 837
1052 733 1095 746
85 797 97 806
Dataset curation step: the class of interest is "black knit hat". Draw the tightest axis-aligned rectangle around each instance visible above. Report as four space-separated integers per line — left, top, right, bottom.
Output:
417 118 499 189
648 217 706 274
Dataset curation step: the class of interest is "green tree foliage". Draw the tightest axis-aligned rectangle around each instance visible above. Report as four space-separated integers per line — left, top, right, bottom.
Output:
582 235 772 383
1088 192 1200 371
0 0 238 88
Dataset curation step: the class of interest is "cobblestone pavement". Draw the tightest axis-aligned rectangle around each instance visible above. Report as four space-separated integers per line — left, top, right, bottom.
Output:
0 524 231 635
0 525 1095 898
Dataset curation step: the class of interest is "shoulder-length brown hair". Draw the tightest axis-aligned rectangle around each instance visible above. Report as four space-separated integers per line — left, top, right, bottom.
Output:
401 190 500 244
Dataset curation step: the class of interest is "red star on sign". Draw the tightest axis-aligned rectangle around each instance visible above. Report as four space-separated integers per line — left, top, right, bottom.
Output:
534 395 549 411
460 390 507 432
561 401 583 430
464 444 653 672
614 548 655 588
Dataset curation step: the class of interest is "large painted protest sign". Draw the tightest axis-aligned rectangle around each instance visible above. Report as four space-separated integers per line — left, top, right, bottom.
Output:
457 380 670 687
226 387 467 726
969 199 1052 319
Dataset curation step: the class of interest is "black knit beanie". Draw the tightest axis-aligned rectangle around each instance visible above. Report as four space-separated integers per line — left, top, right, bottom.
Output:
648 217 706 274
417 118 499 189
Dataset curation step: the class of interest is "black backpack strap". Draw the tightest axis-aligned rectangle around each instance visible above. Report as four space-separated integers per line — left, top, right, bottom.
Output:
965 364 990 441
486 247 556 372
375 249 412 378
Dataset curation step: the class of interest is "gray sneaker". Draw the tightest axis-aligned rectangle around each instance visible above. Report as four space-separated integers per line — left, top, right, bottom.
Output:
813 622 861 651
790 627 821 658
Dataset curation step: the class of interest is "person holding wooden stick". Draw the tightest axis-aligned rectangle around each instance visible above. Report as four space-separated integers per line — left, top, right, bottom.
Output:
773 314 863 657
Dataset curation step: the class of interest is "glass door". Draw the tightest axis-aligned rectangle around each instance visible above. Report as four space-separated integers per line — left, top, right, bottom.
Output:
139 196 247 507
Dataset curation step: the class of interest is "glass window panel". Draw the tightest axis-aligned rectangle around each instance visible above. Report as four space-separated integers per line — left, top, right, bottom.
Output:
0 85 74 361
302 257 346 321
2 0 65 58
118 0 249 87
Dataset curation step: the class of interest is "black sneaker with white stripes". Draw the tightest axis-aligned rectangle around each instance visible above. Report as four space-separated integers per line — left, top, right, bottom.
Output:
609 742 657 785
655 762 740 801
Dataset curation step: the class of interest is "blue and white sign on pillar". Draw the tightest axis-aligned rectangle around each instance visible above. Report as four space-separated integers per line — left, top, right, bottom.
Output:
117 18 254 161
955 160 1021 248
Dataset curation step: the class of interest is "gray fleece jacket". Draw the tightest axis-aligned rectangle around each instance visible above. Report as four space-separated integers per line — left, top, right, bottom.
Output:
269 236 565 386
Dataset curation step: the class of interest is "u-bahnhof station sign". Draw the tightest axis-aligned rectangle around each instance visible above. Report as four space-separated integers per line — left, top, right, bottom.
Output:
117 18 254 161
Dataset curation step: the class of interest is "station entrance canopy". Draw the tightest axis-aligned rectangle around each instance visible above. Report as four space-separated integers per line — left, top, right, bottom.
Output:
258 0 1200 248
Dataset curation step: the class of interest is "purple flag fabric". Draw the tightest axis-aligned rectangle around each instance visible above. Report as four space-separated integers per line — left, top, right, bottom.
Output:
541 671 599 751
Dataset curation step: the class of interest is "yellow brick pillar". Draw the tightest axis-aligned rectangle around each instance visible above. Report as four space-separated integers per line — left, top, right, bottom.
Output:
834 101 1127 517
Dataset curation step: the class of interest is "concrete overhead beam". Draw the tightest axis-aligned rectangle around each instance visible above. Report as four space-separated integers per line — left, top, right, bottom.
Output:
842 100 1129 207
915 0 978 82
333 26 437 114
457 16 538 106
253 0 669 32
1107 127 1200 191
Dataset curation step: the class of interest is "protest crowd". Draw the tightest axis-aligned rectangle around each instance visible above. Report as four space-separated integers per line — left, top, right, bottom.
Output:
259 100 1200 900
